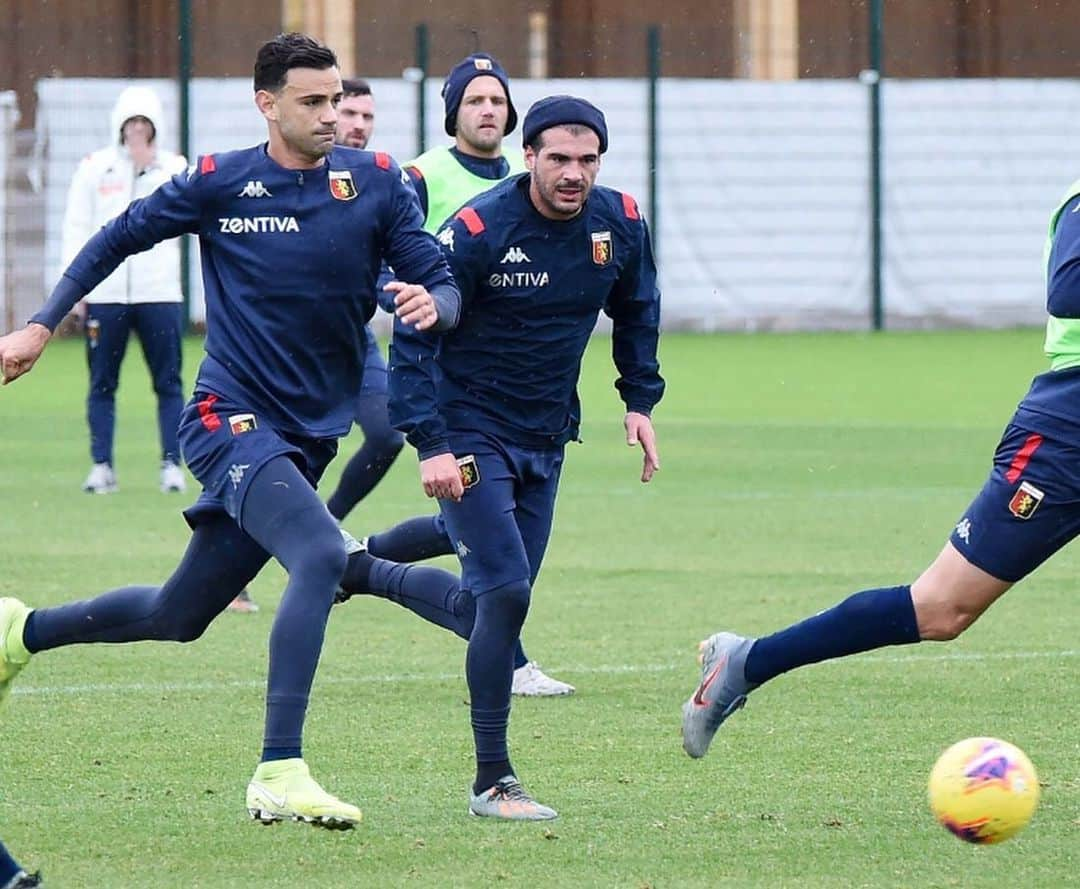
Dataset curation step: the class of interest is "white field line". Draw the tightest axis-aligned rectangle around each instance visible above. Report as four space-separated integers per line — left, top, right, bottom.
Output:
10 649 1078 698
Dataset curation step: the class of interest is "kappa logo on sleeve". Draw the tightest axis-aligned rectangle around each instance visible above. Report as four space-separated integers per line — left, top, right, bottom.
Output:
1008 481 1044 520
329 170 358 200
228 413 258 435
436 226 455 252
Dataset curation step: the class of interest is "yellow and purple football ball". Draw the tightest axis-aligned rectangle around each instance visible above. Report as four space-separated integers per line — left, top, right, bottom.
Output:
928 737 1039 844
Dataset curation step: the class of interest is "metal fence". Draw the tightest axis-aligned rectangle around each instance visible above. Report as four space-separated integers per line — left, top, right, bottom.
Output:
11 74 1075 337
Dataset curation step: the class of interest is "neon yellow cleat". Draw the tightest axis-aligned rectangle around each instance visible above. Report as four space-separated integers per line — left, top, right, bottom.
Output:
246 759 362 830
0 598 32 708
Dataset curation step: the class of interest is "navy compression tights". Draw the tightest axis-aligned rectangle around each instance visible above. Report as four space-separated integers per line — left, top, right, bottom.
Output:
26 455 347 758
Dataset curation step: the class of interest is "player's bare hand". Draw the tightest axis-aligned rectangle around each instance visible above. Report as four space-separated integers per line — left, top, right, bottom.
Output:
386 281 439 331
625 411 659 482
0 323 51 385
419 452 465 501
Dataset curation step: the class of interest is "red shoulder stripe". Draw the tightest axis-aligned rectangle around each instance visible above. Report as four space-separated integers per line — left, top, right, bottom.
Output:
405 165 423 181
375 152 390 170
455 206 485 236
200 154 216 174
621 192 639 220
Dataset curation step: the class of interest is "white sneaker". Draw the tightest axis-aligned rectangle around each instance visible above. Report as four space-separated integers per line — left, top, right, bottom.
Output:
82 462 118 494
512 662 575 697
160 461 186 493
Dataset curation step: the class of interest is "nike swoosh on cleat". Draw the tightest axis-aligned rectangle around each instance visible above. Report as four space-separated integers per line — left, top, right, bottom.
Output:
691 655 727 708
250 783 288 809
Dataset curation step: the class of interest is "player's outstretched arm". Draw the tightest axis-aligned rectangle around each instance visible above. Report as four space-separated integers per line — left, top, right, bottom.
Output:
0 323 51 385
625 411 659 483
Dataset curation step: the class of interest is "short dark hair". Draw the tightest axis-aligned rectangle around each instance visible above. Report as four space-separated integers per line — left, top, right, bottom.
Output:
526 123 592 153
342 78 372 99
254 33 338 93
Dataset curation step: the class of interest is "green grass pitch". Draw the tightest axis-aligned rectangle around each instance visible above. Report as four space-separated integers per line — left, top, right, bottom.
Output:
0 330 1076 887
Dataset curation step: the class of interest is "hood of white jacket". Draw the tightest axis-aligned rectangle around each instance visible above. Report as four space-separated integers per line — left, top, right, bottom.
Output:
109 86 166 147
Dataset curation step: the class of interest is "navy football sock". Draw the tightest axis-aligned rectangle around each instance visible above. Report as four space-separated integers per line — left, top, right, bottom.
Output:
24 515 268 651
467 580 530 779
339 551 531 666
339 550 472 637
474 758 513 796
240 456 348 762
365 515 455 562
744 585 920 686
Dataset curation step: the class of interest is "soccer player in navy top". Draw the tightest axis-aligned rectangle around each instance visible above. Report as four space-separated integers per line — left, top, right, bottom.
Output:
333 54 575 698
680 178 1080 760
338 96 664 819
0 33 458 829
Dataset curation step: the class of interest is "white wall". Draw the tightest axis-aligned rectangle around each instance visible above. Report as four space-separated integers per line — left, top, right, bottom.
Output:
35 76 1077 330
0 92 17 331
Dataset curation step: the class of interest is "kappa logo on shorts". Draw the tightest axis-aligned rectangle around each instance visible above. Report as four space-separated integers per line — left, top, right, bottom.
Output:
456 454 480 489
1008 480 1044 520
954 517 972 544
228 463 251 489
228 413 257 435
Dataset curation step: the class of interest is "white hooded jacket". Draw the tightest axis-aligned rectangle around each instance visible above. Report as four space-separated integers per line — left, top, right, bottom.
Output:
60 85 188 304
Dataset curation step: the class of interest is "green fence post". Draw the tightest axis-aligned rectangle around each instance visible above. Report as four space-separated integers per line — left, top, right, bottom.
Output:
867 0 884 330
415 24 429 157
647 25 660 260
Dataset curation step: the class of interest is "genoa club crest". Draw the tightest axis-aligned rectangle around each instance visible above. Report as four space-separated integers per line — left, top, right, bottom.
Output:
1008 480 1044 520
591 230 613 266
456 454 480 489
228 413 258 435
329 170 357 201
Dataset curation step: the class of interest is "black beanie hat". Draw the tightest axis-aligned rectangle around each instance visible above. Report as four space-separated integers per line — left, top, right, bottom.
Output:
521 95 608 153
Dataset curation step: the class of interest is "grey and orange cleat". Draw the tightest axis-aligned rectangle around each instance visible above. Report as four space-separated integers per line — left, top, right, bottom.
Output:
468 776 558 821
246 758 362 830
226 589 259 614
681 632 757 759
0 598 32 708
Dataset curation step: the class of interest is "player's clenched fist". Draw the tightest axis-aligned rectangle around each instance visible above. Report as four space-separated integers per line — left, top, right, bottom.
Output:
0 323 51 385
419 452 465 501
386 281 440 331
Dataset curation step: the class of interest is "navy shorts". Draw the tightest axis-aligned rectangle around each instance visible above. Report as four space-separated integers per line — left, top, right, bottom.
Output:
178 391 338 529
437 431 564 597
949 422 1080 582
